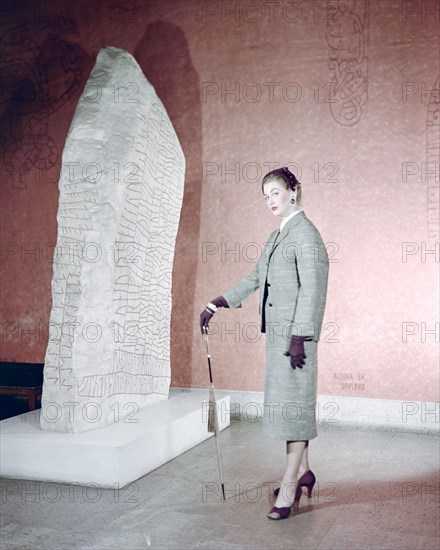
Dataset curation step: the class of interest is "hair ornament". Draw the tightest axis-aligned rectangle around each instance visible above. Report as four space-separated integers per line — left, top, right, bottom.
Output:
263 166 300 191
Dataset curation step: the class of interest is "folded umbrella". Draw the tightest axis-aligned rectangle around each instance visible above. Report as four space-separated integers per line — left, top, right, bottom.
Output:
202 327 226 501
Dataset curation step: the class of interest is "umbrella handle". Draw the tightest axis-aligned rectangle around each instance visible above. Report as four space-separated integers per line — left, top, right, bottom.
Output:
202 327 213 384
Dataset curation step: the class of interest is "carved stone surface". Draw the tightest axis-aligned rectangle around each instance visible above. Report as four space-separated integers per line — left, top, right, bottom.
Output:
40 47 185 433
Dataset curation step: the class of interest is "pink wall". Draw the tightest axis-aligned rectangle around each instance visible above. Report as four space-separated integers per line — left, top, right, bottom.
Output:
1 0 438 403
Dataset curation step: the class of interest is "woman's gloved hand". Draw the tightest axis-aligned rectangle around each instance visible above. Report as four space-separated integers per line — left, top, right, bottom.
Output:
200 296 229 333
284 335 312 369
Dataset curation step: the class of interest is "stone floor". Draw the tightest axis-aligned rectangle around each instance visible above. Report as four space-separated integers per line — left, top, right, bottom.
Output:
1 419 439 549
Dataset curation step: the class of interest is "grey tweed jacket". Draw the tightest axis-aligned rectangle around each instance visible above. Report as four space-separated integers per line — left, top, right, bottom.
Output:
222 211 329 342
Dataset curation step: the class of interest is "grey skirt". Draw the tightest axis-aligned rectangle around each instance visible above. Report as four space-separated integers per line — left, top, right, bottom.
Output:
262 321 318 441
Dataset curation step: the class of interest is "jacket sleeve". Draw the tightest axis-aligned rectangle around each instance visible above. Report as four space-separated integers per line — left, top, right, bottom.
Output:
221 259 261 309
292 229 329 340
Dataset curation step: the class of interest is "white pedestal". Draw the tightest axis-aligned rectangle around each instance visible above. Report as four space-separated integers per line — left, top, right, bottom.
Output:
0 392 230 488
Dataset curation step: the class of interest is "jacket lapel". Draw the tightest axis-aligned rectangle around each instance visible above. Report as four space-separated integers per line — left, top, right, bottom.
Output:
266 211 306 260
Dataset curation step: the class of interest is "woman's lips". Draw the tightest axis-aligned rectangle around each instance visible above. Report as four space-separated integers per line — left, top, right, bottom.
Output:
271 207 277 211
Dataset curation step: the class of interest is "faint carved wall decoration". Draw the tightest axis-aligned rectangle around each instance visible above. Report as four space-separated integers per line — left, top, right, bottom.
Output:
326 0 369 126
426 76 439 245
0 18 83 189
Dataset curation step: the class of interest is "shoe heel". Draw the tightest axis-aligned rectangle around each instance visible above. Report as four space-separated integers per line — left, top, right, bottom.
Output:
306 479 316 498
292 483 303 511
301 470 316 498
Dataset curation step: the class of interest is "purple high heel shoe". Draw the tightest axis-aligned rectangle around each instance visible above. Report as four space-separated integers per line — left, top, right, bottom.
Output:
268 471 316 519
266 504 294 520
273 470 316 508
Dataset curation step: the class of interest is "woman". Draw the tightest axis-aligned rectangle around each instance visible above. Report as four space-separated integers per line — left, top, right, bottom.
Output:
200 166 329 520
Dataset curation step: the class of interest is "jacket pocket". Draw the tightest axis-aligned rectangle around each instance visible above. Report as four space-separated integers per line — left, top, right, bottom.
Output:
274 303 296 322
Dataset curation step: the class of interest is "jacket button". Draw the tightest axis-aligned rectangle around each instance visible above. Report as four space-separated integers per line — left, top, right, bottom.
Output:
269 303 273 307
267 283 271 287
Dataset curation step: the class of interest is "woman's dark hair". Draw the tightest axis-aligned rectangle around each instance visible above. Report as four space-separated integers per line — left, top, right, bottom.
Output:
261 167 300 191
261 167 302 203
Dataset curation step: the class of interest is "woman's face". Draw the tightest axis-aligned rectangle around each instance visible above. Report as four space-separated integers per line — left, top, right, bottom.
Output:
263 178 294 218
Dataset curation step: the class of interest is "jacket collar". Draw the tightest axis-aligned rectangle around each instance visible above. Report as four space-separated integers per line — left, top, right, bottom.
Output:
267 211 306 255
281 210 306 233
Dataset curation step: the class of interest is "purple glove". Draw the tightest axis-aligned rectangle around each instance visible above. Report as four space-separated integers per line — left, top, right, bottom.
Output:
284 335 311 369
200 296 229 333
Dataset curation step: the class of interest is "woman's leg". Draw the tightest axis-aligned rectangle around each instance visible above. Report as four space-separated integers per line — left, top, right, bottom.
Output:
273 440 307 509
285 439 310 478
297 440 310 477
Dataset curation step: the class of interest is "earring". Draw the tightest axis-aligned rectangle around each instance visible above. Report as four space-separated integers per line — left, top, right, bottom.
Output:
290 197 295 204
